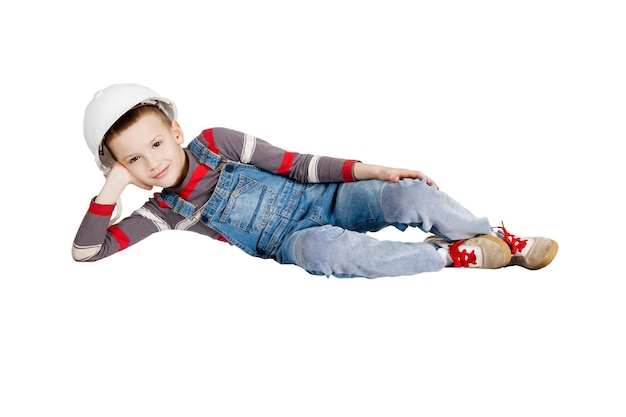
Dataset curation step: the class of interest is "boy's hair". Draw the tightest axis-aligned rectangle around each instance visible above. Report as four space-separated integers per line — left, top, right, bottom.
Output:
104 105 172 148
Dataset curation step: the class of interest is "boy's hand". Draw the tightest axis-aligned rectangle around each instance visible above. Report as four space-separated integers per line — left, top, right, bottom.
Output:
95 162 152 205
353 163 439 189
380 167 437 186
108 162 153 190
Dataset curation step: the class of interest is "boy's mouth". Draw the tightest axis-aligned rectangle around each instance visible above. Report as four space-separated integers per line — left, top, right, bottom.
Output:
153 165 169 179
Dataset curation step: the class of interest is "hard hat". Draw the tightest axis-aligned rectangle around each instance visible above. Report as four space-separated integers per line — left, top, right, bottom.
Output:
83 83 178 174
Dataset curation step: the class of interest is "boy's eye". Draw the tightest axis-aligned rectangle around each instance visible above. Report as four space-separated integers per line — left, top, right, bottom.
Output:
154 141 162 148
129 156 140 164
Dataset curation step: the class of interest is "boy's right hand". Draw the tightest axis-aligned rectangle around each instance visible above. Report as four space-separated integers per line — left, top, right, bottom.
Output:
95 162 152 205
108 162 153 191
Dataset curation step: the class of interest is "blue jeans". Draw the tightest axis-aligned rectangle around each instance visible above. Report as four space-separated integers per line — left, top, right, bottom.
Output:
200 162 491 278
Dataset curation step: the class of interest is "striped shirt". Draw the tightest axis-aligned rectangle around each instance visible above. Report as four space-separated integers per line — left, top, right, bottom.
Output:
72 127 358 262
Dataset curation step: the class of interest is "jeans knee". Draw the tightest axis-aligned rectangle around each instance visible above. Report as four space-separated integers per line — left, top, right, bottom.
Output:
382 178 437 222
289 226 347 276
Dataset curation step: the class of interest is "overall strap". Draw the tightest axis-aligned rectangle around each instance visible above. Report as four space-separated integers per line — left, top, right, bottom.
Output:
160 190 197 218
189 137 223 170
159 137 225 218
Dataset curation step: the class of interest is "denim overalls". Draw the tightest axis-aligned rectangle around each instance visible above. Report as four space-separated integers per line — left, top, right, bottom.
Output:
162 138 492 278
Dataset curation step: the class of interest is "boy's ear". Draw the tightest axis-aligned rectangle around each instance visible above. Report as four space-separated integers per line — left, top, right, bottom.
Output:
171 120 184 144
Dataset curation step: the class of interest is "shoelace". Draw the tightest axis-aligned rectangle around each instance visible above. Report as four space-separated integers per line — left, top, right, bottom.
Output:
449 240 477 267
497 222 527 254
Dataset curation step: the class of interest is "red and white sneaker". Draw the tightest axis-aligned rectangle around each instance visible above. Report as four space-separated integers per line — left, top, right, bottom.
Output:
424 235 511 269
494 223 558 270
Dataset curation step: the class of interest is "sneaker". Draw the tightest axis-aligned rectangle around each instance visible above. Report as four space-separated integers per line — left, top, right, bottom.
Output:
425 235 511 269
494 223 558 270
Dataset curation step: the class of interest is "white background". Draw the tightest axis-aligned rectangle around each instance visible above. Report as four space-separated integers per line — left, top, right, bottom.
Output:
1 1 624 416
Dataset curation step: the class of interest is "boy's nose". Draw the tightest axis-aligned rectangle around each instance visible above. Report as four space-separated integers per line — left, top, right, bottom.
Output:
145 155 160 169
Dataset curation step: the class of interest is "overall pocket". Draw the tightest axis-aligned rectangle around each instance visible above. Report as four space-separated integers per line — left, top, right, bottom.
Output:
219 173 275 232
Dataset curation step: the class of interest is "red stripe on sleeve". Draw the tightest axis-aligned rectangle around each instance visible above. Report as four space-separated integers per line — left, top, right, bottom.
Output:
277 151 296 175
108 225 130 252
342 160 357 182
202 129 219 154
89 200 116 216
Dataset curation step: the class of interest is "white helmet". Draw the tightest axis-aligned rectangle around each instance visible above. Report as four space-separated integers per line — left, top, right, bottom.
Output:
83 83 178 174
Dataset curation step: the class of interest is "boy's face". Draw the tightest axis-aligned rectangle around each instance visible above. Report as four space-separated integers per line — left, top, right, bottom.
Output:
107 113 188 188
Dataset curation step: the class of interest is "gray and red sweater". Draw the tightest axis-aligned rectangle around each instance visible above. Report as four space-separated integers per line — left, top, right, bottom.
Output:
73 127 358 262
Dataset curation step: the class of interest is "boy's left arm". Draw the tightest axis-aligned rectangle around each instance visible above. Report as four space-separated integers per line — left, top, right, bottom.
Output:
209 128 437 186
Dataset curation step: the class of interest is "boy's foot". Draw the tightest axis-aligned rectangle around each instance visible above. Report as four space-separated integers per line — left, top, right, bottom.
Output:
494 223 558 270
425 235 511 269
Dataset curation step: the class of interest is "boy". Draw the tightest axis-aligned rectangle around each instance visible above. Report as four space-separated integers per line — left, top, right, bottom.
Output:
73 83 558 278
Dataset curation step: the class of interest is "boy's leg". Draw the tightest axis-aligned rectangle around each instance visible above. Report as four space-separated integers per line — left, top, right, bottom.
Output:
334 178 492 241
276 224 446 278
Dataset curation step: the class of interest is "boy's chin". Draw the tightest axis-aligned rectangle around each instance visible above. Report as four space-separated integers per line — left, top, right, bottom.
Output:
159 176 184 189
